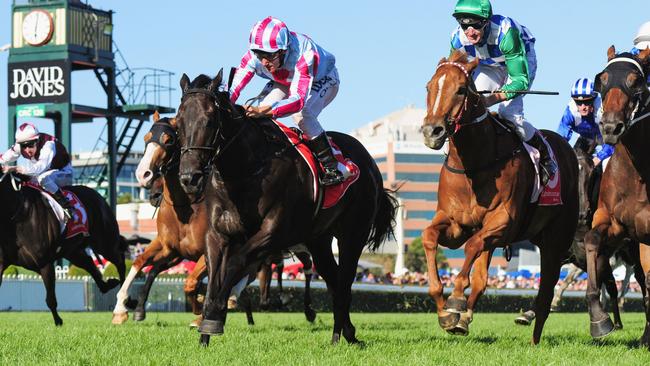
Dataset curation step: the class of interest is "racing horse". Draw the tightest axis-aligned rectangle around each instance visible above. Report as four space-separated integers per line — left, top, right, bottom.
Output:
515 142 641 327
112 113 255 327
584 46 650 348
0 172 129 325
176 71 398 346
420 51 578 344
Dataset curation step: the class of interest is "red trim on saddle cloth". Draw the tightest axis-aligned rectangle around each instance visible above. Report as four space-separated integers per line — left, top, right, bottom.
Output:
24 182 90 238
270 120 360 209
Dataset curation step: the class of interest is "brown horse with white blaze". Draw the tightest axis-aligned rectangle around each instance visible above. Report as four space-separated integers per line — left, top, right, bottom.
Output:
420 51 578 344
584 46 650 348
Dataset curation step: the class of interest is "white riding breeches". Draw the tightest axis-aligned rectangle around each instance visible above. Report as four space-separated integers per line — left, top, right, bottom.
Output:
260 68 339 139
36 164 73 193
473 48 538 141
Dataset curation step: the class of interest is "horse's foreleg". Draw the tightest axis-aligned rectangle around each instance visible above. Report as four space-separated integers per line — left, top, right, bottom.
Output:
601 261 622 329
185 255 207 329
40 263 62 326
448 249 493 336
296 251 316 323
585 223 615 338
639 243 650 349
257 261 272 310
422 215 459 330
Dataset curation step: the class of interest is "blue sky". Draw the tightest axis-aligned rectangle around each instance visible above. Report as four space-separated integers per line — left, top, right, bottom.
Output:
1 1 648 152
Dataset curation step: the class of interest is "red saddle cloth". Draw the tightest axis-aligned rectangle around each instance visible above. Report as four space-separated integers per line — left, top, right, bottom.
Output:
25 182 90 239
271 120 360 210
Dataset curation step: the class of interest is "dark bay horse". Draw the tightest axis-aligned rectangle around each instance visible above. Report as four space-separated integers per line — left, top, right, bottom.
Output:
112 113 254 327
420 51 578 344
115 113 316 326
176 71 397 346
0 172 128 325
584 46 650 348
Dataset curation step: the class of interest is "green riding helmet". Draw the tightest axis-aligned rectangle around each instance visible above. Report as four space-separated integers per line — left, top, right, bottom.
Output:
453 0 492 20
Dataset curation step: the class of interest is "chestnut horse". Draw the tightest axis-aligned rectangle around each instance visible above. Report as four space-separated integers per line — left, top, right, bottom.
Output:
176 72 397 346
420 51 578 344
111 113 255 327
584 46 650 348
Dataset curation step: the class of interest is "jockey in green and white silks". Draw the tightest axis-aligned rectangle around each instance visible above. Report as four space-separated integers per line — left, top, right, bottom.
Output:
450 0 557 186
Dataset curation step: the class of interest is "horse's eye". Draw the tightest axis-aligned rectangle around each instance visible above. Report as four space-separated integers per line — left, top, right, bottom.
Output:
457 86 467 95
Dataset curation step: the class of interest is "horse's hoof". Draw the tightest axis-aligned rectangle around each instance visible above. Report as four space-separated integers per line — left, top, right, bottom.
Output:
189 316 202 329
305 308 316 323
105 278 121 292
198 319 224 335
331 333 341 345
590 317 615 339
438 312 460 330
227 298 237 310
447 314 470 336
112 312 129 325
133 310 146 322
514 311 536 326
444 297 467 314
199 334 211 347
54 318 63 327
614 322 623 330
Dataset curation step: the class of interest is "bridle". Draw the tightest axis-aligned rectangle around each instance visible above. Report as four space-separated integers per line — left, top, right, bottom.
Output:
145 120 180 178
178 87 249 179
435 61 488 136
595 55 650 131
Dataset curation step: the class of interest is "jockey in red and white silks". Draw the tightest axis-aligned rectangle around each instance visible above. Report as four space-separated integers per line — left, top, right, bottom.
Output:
230 16 337 137
0 122 75 218
230 16 345 186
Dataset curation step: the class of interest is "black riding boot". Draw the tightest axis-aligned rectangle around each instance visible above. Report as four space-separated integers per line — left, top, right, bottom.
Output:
52 189 74 220
527 132 558 186
306 133 346 186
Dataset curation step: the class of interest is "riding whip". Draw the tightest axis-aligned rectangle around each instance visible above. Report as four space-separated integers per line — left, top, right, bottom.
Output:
477 90 559 95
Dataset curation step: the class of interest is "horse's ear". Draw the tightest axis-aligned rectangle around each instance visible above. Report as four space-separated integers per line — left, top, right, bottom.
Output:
467 57 480 73
153 110 160 122
180 73 190 93
209 69 224 93
437 57 447 66
169 117 177 128
607 45 616 61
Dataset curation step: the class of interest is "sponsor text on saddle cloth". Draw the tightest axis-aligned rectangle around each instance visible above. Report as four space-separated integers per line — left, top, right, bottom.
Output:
272 120 359 209
24 181 90 238
524 139 562 206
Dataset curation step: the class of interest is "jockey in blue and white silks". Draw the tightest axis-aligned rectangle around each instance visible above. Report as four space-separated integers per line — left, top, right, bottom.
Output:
229 16 345 186
557 78 614 169
449 0 556 186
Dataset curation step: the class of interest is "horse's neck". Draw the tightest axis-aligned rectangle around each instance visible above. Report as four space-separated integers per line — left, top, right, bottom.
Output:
620 116 650 179
448 118 513 171
217 118 268 178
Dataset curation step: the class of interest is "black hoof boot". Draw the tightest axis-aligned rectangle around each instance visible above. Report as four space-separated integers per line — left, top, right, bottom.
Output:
198 319 224 335
444 297 467 314
438 312 460 330
305 308 316 323
199 334 211 347
133 309 146 322
590 317 615 338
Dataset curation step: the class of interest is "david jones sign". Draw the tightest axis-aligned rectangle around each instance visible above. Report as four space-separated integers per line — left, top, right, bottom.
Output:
8 60 70 105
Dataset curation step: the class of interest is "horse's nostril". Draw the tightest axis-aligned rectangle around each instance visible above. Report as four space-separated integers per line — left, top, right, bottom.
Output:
613 123 624 135
143 171 151 179
432 126 444 136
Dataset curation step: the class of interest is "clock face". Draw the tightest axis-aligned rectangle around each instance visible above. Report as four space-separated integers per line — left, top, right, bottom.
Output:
22 10 54 46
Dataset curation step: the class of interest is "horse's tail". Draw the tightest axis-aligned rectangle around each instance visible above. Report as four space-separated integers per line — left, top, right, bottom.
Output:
367 188 399 251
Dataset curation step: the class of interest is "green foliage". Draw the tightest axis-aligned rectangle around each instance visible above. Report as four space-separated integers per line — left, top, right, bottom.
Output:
117 192 133 204
404 237 448 273
2 265 35 276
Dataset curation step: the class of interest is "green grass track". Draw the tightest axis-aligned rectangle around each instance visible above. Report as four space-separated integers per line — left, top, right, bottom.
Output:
0 312 648 365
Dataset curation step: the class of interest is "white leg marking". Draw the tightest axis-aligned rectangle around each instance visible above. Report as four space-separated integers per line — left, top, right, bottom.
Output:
113 266 140 314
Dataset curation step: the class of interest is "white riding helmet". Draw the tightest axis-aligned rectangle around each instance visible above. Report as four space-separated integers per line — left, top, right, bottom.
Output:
15 122 40 143
634 21 650 51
